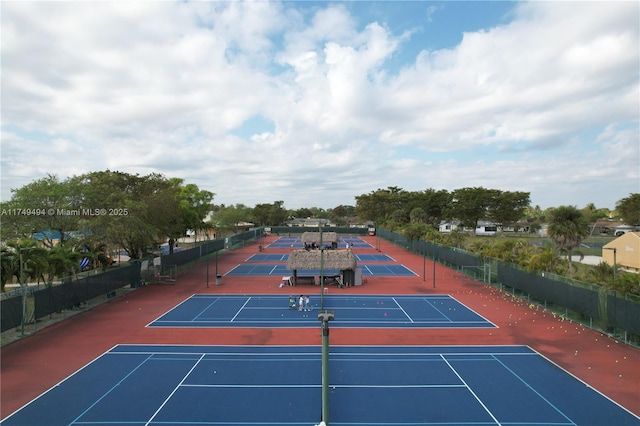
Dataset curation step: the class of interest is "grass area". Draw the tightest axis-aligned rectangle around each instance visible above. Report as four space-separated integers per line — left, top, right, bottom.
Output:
464 234 615 256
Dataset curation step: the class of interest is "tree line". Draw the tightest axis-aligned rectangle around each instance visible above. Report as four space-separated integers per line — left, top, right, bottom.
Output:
1 170 638 293
354 186 531 233
1 171 214 258
0 171 342 290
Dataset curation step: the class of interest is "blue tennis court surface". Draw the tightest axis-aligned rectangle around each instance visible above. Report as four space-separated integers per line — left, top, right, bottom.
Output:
268 236 373 249
247 253 290 262
226 263 416 276
4 345 638 426
247 253 394 262
148 295 495 328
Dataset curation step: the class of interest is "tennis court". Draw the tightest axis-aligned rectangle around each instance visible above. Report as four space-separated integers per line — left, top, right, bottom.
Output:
226 263 416 277
268 236 372 249
246 253 394 262
148 295 495 328
3 345 638 426
247 253 291 262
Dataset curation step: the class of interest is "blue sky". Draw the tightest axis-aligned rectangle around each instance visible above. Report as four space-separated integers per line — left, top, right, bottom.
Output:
1 1 638 210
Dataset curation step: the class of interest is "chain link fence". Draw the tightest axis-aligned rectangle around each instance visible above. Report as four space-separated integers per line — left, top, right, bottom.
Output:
377 228 640 346
1 228 265 345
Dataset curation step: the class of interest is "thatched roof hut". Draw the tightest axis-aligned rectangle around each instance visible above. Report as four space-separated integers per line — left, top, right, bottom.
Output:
286 249 357 271
301 231 338 245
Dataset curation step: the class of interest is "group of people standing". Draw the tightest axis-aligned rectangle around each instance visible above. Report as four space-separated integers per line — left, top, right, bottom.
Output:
289 294 311 311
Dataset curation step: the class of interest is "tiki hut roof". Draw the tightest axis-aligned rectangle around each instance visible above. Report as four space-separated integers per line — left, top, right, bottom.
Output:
287 249 357 271
301 231 338 244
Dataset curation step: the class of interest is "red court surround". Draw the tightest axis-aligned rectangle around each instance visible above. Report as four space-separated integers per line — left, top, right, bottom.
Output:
1 235 638 418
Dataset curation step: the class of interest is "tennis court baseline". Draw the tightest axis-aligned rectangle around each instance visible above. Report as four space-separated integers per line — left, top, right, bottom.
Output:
148 295 495 328
3 345 638 426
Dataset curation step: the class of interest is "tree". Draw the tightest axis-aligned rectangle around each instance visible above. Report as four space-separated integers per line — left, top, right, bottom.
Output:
211 204 252 235
4 240 48 286
73 171 183 259
420 189 451 226
1 174 82 246
331 205 355 220
0 247 18 292
442 229 466 249
145 183 184 254
616 193 640 225
355 186 408 225
450 187 496 234
293 207 313 219
547 206 589 278
588 262 616 288
403 223 426 240
252 201 288 226
269 201 289 225
524 205 544 221
487 191 530 232
389 209 410 227
252 203 273 226
525 246 560 273
171 179 215 241
409 207 428 224
81 242 112 269
40 246 82 285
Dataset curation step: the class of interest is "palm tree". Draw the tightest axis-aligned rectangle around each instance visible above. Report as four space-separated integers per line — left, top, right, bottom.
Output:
2 241 50 286
547 206 588 278
41 246 82 286
1 247 19 292
588 262 615 287
525 246 560 273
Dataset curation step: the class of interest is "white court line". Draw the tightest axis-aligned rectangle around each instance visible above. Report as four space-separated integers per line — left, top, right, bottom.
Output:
230 297 251 322
145 353 206 426
392 297 414 323
440 354 502 426
182 384 318 388
182 383 466 389
193 298 220 321
362 264 374 275
491 354 577 425
71 354 154 425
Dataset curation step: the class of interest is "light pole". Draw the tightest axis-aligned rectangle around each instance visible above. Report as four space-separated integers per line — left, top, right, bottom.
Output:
319 224 325 310
318 309 334 425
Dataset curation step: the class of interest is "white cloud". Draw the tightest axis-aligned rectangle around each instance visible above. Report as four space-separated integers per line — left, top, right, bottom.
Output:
1 1 638 210
378 2 639 151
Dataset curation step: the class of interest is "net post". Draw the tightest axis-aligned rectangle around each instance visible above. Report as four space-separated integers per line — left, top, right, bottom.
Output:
318 310 334 425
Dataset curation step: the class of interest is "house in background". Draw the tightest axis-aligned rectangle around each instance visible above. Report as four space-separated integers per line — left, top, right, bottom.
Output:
602 232 640 274
438 221 461 233
589 220 638 237
287 218 335 227
439 220 497 236
589 220 622 236
612 224 639 236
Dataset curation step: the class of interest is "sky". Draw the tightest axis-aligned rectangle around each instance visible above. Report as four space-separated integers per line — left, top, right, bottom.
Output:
1 1 638 211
